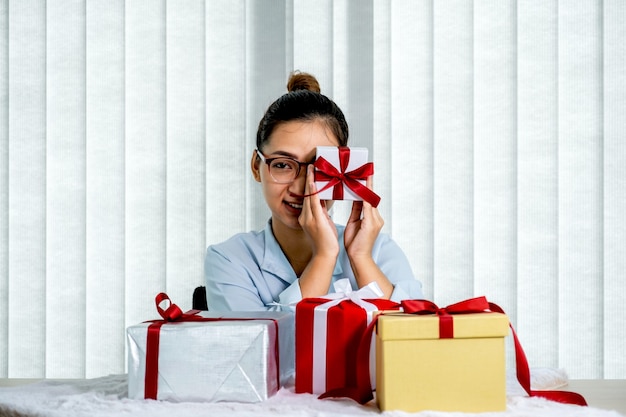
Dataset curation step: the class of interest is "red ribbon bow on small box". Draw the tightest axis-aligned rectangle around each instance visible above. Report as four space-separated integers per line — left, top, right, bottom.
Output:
400 296 491 339
314 147 381 207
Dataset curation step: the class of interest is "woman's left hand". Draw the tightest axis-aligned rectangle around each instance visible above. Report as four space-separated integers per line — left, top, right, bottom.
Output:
343 176 394 299
343 176 384 261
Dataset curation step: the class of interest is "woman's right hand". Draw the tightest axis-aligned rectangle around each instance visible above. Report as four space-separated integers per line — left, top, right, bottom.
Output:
296 165 339 298
298 165 339 258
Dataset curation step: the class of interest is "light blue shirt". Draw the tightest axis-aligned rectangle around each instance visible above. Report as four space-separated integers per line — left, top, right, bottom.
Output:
205 220 423 311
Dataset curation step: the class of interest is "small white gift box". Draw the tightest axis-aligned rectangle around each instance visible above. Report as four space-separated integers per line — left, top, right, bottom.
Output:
314 146 380 207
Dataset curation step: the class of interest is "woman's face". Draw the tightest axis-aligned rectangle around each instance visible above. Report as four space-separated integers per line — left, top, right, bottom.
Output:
252 119 339 233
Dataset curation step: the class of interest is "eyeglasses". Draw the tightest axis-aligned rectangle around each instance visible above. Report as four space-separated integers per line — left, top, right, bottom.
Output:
256 149 312 184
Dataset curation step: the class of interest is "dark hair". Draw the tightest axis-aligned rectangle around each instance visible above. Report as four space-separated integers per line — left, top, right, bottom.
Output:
256 71 349 150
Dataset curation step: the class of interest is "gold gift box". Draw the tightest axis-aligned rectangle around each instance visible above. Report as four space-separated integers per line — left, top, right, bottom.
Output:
376 311 510 413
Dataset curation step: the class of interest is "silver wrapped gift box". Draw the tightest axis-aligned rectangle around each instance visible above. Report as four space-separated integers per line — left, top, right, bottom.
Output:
127 310 294 402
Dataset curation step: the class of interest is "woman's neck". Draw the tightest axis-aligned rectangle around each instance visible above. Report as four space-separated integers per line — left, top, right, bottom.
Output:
271 221 312 277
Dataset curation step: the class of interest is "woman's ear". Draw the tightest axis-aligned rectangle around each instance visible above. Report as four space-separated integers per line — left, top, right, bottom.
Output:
251 151 262 182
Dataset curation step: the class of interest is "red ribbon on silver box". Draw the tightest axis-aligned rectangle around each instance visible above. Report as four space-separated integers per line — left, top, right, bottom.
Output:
144 293 280 400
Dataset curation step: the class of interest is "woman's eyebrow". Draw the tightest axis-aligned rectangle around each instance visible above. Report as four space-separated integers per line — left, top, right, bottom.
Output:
267 150 297 158
265 150 315 163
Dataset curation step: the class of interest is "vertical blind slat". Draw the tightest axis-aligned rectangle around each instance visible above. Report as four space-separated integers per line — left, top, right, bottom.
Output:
473 0 517 314
516 0 559 369
372 0 391 230
125 0 167 327
7 0 47 377
0 0 9 378
331 0 347 110
603 0 626 379
345 0 374 153
205 0 247 245
473 0 518 369
433 0 474 306
45 0 87 378
293 0 333 93
85 0 126 378
165 0 206 310
390 0 434 298
558 0 604 378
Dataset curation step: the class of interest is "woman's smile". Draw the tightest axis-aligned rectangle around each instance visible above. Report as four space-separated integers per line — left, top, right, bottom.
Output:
286 201 303 209
285 200 303 213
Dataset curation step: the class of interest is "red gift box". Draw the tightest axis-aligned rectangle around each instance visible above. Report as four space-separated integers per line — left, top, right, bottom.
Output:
295 279 399 395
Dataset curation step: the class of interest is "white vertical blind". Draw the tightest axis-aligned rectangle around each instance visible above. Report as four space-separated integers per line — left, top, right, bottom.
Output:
46 0 87 378
7 0 47 378
433 1 475 305
165 0 206 316
0 0 624 379
344 1 374 153
604 0 626 379
292 0 333 92
473 0 517 316
85 0 126 378
558 0 604 379
390 1 434 299
125 0 167 330
205 0 247 247
0 0 8 378
517 0 560 370
372 0 391 231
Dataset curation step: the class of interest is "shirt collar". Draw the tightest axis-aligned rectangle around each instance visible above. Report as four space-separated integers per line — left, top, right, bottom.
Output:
261 220 297 282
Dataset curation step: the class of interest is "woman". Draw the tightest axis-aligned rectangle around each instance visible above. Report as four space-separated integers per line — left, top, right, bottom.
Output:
205 72 422 311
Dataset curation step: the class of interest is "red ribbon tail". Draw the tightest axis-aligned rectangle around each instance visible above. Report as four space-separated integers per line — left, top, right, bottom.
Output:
488 302 587 407
343 177 380 207
319 387 374 404
530 390 588 406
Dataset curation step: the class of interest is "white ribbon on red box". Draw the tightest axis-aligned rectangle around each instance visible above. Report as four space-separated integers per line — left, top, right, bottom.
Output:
311 278 383 393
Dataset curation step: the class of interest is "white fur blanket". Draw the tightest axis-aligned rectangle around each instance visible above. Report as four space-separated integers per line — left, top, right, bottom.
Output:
0 369 621 417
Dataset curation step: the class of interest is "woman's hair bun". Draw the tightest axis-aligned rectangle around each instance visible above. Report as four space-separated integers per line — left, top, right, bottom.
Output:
287 71 321 93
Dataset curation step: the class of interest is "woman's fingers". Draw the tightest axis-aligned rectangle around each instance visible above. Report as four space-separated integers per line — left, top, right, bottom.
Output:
348 200 363 222
300 165 331 228
358 176 384 231
301 165 313 213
